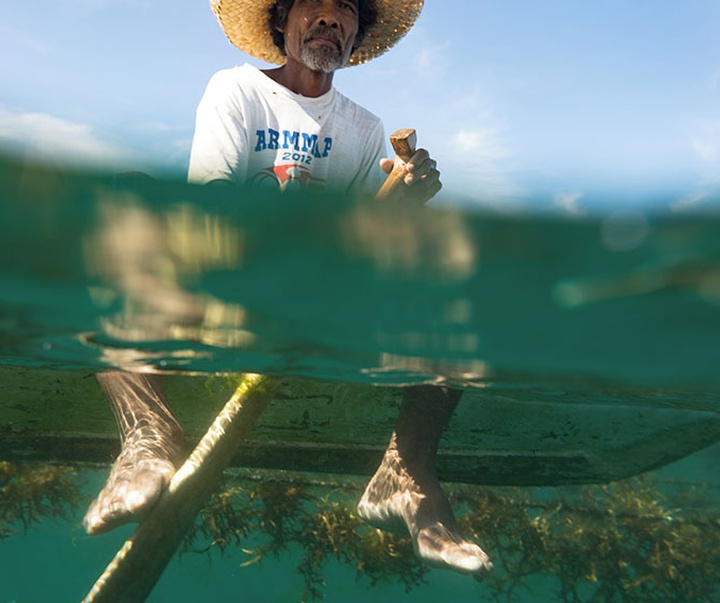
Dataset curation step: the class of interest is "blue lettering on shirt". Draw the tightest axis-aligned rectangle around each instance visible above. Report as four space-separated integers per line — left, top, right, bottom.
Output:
268 129 280 150
302 133 320 157
254 130 266 152
255 129 332 159
282 130 300 151
321 138 332 157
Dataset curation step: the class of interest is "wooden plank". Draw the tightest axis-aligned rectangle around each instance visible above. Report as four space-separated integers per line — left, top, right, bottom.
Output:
2 365 720 485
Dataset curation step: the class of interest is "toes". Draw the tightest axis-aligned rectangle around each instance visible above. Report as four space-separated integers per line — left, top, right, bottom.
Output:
415 522 492 574
450 541 493 574
83 508 107 536
83 497 132 536
83 461 174 535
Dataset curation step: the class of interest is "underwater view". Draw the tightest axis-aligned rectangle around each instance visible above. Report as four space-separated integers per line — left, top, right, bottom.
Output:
2 153 720 602
4 0 720 600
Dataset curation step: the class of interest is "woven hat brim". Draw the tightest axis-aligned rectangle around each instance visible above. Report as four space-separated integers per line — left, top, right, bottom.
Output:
210 0 424 67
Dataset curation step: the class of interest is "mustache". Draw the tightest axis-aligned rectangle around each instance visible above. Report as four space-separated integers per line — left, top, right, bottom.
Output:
303 25 344 51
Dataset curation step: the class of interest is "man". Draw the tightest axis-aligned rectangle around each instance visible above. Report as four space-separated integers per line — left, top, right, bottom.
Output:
84 0 491 575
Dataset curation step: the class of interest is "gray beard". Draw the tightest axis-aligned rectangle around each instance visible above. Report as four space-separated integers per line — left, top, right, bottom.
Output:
299 44 345 73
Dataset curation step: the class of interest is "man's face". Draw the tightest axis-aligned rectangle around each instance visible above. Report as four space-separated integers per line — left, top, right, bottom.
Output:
283 0 360 73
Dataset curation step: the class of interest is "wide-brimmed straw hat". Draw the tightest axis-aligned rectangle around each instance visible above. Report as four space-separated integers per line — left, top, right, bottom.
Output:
209 0 424 67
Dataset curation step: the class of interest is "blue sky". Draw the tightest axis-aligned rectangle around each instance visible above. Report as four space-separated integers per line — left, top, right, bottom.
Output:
2 0 720 210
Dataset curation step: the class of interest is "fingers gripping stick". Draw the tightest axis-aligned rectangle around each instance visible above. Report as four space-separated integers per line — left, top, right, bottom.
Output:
375 128 417 201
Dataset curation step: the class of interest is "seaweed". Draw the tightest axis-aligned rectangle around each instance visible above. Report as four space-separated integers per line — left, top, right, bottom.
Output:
1 460 719 602
0 461 83 539
185 471 720 602
448 479 720 602
184 475 427 601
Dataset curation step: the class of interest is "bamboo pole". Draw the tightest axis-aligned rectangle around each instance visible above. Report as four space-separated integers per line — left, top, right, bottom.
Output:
82 373 280 603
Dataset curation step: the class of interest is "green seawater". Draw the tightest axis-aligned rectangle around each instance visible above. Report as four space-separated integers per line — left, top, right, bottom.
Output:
0 470 493 602
2 155 720 388
2 154 720 601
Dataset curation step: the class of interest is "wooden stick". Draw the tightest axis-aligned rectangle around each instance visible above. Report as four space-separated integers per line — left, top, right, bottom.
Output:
374 128 417 201
82 373 280 603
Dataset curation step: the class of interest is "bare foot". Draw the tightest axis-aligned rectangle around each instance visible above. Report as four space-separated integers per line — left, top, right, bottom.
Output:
357 445 492 574
84 371 184 535
83 427 183 535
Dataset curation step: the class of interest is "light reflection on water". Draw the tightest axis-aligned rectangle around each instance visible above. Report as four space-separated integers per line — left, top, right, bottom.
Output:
2 155 720 391
3 156 720 601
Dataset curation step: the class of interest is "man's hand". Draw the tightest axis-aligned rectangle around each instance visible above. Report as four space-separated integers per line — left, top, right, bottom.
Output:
379 148 442 205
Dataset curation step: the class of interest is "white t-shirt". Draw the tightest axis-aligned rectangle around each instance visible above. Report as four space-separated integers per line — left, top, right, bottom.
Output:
188 64 387 195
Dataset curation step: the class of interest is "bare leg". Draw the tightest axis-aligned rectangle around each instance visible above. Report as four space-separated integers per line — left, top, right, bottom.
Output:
84 371 184 535
357 385 492 573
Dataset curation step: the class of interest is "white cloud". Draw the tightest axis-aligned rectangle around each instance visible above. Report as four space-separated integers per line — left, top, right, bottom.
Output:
690 117 720 184
413 39 452 80
453 130 483 154
426 99 524 208
668 115 720 212
452 128 509 160
553 191 586 215
444 88 512 164
0 106 139 169
436 132 522 208
671 191 712 212
692 137 720 164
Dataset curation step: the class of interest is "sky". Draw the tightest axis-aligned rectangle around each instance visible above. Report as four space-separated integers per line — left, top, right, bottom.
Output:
2 0 720 211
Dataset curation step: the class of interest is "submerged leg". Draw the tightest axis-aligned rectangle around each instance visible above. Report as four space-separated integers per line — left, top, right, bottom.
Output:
84 371 184 535
357 385 492 574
